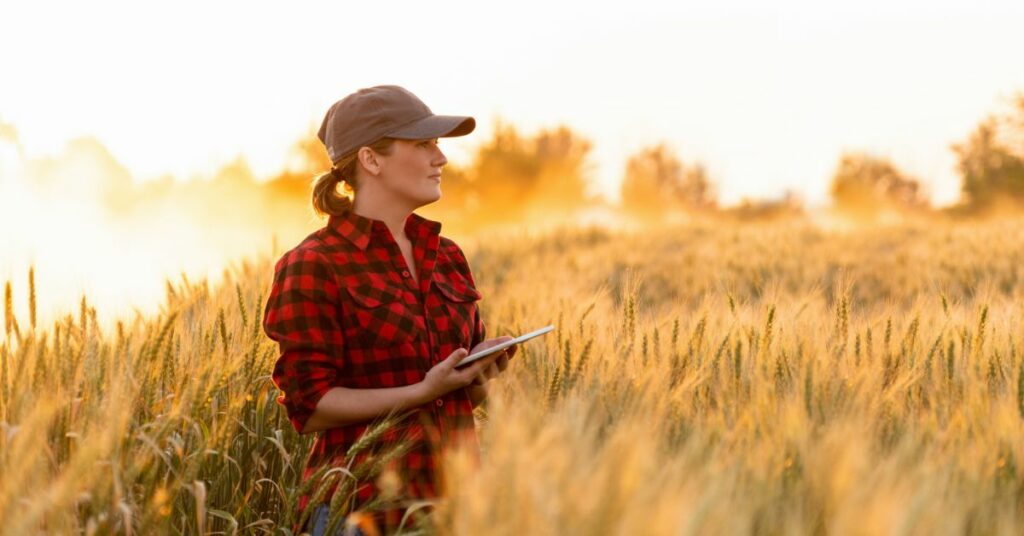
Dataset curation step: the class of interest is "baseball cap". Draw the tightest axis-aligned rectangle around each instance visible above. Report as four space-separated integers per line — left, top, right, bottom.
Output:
317 85 476 165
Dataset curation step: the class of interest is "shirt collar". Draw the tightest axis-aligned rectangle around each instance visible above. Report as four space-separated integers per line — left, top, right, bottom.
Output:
326 206 442 251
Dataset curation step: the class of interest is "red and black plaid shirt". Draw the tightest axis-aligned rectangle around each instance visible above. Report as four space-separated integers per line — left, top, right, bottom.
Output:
261 206 486 533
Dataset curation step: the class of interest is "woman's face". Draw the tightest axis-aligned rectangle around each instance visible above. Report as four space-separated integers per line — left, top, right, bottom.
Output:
375 138 448 208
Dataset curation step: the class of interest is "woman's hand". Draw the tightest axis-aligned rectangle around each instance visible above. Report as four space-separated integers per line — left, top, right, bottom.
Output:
467 336 518 386
421 347 502 401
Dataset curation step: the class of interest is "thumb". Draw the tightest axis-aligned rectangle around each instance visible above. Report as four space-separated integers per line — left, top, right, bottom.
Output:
448 347 469 366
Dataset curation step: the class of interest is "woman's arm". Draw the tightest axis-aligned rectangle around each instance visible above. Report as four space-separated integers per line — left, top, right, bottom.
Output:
302 347 502 434
264 248 346 434
301 383 433 434
306 383 488 434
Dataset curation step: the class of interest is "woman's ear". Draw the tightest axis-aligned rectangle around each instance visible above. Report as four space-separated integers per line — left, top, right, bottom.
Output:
357 146 381 176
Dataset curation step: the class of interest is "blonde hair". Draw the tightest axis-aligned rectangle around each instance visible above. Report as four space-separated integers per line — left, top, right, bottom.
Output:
311 137 397 217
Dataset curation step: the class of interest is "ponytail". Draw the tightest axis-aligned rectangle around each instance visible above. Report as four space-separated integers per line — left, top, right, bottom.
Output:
311 137 398 217
311 163 353 217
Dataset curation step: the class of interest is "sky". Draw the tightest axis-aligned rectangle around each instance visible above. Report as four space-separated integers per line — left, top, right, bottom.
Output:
2 0 1024 207
2 0 1024 330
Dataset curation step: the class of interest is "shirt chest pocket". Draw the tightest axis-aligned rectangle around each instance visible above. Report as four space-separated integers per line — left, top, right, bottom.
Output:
432 274 482 349
343 276 420 349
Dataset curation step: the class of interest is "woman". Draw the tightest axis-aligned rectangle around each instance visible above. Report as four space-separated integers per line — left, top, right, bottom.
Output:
262 85 517 536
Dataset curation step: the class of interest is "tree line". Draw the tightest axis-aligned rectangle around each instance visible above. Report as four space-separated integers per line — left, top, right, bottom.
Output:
268 90 1024 225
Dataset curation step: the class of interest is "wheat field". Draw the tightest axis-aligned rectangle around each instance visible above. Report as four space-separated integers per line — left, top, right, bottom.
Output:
3 216 1024 535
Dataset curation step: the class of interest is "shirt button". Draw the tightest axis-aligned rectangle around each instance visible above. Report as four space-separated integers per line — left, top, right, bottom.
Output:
402 270 411 277
435 399 444 407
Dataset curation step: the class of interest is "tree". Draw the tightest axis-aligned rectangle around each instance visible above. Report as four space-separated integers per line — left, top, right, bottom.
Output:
460 119 596 223
529 125 596 211
951 94 1024 210
829 152 928 218
620 142 716 217
466 119 541 222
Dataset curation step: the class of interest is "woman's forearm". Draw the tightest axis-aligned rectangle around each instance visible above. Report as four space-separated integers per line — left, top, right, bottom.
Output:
302 382 432 434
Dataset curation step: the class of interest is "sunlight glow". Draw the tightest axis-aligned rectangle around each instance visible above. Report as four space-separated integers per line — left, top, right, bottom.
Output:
2 0 1024 325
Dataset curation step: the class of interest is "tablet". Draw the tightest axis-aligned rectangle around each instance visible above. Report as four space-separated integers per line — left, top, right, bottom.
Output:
454 325 555 369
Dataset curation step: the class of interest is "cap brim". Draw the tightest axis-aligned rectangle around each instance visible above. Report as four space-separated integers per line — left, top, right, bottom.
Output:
386 114 476 139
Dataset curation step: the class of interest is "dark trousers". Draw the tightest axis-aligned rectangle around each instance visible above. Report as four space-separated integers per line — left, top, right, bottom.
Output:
307 504 368 536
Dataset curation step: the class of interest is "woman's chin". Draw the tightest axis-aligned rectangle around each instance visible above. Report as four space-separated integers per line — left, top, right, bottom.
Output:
414 188 442 207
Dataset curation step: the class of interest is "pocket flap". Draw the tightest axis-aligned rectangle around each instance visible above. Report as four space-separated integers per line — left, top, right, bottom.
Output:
434 276 482 303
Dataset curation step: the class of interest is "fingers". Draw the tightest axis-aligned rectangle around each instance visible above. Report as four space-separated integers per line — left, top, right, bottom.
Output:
471 353 510 386
452 340 519 388
459 353 499 384
483 336 513 349
473 362 500 386
484 361 499 381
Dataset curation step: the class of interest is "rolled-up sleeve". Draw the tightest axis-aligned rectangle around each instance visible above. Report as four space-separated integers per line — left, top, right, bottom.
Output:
262 248 343 433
